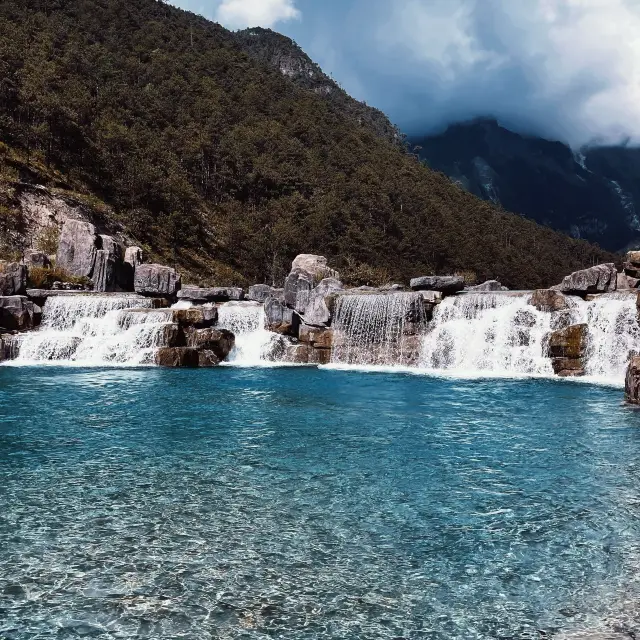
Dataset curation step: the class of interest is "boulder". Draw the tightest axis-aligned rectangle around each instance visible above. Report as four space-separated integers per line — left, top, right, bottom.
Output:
286 344 312 364
291 254 339 280
134 264 181 297
56 219 99 278
1 333 23 360
410 275 464 294
302 277 343 326
557 263 617 296
124 246 143 268
626 251 640 267
298 325 334 349
530 289 570 312
625 356 640 404
284 268 315 313
177 286 243 302
265 296 296 335
0 296 41 331
92 249 116 292
469 280 503 292
546 323 587 377
248 284 282 303
184 328 235 361
99 235 123 260
23 250 51 269
155 347 200 368
0 262 27 295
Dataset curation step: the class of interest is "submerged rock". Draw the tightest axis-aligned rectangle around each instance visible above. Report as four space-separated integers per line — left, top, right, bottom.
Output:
134 264 181 297
155 347 200 367
0 262 27 296
625 356 640 404
557 263 617 296
410 275 464 294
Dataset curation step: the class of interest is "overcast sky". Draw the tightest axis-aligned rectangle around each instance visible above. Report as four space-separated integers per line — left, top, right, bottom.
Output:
173 0 640 148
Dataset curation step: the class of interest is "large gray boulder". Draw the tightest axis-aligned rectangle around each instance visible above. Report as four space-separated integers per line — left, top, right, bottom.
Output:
0 262 27 295
302 277 343 326
56 219 99 278
124 246 143 268
291 254 339 280
265 296 296 335
284 268 316 313
557 263 617 296
0 296 41 331
177 286 243 302
134 264 181 297
92 250 116 292
410 275 464 294
468 280 503 292
530 289 570 312
248 284 282 303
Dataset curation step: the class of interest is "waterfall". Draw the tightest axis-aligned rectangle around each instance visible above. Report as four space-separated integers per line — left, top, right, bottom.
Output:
13 296 171 365
420 293 554 376
331 293 426 366
217 302 287 365
577 293 640 381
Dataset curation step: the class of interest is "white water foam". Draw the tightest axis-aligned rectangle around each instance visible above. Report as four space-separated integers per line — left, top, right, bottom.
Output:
12 296 170 366
217 302 287 366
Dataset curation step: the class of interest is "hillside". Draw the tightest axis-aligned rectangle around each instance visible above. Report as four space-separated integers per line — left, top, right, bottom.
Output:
412 118 640 252
0 0 617 289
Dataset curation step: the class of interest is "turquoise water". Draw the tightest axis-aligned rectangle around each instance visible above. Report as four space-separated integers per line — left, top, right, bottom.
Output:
2 366 640 639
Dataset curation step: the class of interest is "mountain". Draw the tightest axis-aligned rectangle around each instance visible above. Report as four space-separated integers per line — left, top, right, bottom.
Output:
0 0 617 290
412 118 640 252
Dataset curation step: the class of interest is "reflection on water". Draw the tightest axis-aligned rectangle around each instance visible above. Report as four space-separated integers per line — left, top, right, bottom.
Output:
1 366 640 639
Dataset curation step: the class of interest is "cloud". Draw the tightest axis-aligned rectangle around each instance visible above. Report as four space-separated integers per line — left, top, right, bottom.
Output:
295 0 640 147
215 0 300 29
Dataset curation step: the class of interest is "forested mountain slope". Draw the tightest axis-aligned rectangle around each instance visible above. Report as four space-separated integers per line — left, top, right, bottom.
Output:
0 0 617 289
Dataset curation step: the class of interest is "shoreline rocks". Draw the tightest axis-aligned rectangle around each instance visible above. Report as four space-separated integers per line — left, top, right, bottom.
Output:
177 286 244 303
410 275 464 295
557 263 617 297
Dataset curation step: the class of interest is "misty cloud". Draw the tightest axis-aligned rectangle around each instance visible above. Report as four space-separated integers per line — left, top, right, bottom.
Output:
214 0 300 29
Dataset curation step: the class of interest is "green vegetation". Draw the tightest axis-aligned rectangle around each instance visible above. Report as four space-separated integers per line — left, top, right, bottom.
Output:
0 0 618 288
27 266 90 289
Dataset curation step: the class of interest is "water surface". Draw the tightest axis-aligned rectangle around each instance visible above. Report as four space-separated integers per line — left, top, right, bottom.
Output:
1 367 640 638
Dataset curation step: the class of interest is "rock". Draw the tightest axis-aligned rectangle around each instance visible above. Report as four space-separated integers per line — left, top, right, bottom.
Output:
155 347 200 368
92 249 116 292
198 350 222 367
550 310 576 331
514 310 537 327
469 280 503 291
286 344 312 364
184 328 235 361
1 333 23 360
124 246 143 268
291 254 339 280
626 250 640 267
134 264 181 297
302 277 343 326
248 284 282 303
284 268 316 312
410 275 465 294
546 323 588 377
558 263 617 296
99 235 122 260
265 296 297 335
56 219 99 278
530 289 570 312
0 262 27 295
155 323 182 348
625 356 640 404
177 286 244 302
298 325 334 349
0 296 41 331
23 250 51 269
123 307 216 329
617 272 640 290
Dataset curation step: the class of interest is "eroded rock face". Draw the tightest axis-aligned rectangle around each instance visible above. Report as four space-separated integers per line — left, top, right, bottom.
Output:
0 296 41 331
184 328 235 361
557 263 617 296
284 268 315 313
177 286 243 302
410 275 464 294
56 219 99 278
530 289 570 312
0 262 27 296
625 356 640 404
302 277 343 326
155 347 200 367
134 264 181 297
124 246 143 268
92 250 116 292
546 323 588 376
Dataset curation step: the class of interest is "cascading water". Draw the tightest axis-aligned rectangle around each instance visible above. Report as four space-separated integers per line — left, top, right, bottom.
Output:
13 296 171 365
576 293 640 382
420 293 555 376
217 302 287 365
331 293 426 366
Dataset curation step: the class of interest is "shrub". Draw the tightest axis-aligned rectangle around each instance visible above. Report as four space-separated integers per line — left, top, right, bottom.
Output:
27 266 90 289
36 226 60 255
